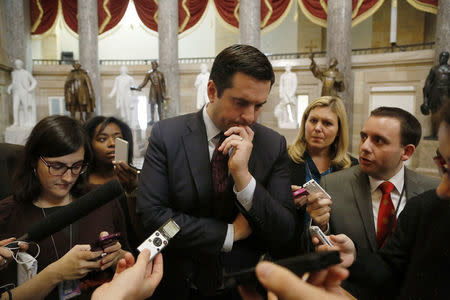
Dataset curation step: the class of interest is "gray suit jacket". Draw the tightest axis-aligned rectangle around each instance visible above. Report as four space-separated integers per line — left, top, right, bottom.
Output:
321 165 439 252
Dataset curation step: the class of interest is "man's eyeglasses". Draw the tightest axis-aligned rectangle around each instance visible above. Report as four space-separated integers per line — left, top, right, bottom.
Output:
39 156 88 176
433 150 448 176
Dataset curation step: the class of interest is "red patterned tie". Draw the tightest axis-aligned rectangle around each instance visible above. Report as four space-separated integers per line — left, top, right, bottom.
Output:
211 133 228 194
376 181 396 248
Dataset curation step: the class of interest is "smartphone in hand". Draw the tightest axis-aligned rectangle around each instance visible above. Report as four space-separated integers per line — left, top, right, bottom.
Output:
115 138 128 163
91 233 121 252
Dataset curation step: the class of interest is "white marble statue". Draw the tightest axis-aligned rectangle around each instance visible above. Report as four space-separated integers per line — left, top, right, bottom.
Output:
194 63 210 109
108 66 137 126
7 59 37 128
275 64 297 128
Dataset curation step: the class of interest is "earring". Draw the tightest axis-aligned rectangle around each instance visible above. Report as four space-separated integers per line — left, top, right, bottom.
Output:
33 168 37 175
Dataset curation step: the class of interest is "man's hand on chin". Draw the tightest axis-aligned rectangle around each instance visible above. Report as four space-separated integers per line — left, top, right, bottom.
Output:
219 125 254 190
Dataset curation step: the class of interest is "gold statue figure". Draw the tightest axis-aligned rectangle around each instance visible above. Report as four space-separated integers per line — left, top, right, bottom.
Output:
64 62 95 121
309 54 345 97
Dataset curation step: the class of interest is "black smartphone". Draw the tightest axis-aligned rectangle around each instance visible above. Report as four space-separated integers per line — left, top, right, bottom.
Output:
223 251 340 290
91 232 121 252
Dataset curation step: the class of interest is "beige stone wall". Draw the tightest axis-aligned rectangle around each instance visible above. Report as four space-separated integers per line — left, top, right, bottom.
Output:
26 49 438 176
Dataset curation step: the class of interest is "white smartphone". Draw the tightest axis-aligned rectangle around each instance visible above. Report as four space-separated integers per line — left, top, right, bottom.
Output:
115 137 129 162
309 226 333 247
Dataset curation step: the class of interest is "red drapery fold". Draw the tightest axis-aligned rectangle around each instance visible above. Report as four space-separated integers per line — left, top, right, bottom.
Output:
299 0 385 27
30 0 59 35
406 0 438 14
213 0 291 29
133 0 209 33
58 0 129 34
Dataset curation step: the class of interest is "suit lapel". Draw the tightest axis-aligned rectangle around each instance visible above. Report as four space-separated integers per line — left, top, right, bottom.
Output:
404 168 422 200
351 167 377 251
183 111 213 211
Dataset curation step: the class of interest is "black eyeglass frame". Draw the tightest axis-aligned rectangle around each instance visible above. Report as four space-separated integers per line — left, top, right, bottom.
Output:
39 156 88 176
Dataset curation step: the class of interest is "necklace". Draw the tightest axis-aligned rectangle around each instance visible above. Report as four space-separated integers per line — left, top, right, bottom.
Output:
41 207 72 259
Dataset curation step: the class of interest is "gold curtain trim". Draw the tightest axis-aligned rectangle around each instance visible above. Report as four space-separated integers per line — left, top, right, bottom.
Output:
298 0 327 28
406 0 437 14
31 0 44 33
234 1 240 23
31 0 61 39
179 0 211 38
320 0 328 14
262 0 292 33
261 0 273 28
99 0 111 34
178 0 191 33
212 0 239 33
352 0 385 27
154 0 159 25
352 0 364 18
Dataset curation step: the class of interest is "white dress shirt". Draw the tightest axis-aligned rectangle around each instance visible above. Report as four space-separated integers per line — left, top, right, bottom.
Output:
202 106 256 252
369 165 406 233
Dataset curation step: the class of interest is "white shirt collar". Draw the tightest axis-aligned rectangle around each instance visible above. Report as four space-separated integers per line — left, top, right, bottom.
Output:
369 165 405 193
202 105 221 142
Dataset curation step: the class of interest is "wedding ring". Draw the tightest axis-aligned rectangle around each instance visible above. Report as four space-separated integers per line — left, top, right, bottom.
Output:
0 258 7 266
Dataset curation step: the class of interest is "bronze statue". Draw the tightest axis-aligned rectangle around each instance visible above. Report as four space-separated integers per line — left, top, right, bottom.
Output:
64 62 95 121
132 61 166 125
421 51 450 139
310 54 345 97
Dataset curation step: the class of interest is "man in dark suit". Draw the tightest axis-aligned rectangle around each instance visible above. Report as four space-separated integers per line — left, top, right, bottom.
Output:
316 101 450 300
136 44 297 299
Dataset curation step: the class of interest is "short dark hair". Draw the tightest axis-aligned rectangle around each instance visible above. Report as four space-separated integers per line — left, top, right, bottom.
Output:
84 116 134 170
370 106 422 147
209 44 275 98
13 115 92 204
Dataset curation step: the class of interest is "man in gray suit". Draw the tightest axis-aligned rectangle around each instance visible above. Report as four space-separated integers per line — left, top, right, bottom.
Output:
318 107 439 252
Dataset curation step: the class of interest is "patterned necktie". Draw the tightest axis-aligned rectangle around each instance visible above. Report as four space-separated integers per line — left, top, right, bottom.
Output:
376 181 396 248
211 133 228 194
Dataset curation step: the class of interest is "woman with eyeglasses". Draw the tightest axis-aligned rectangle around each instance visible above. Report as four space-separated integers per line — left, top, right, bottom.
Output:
0 115 129 299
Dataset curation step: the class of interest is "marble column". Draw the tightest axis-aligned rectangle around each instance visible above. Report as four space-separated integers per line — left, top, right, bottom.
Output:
159 0 179 118
78 0 101 114
4 0 32 71
435 0 450 64
326 0 353 148
239 0 260 49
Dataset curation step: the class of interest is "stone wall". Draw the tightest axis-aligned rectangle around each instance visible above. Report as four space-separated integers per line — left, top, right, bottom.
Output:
25 49 438 177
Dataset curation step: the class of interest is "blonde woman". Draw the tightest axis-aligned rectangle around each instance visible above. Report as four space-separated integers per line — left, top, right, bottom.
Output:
288 96 357 239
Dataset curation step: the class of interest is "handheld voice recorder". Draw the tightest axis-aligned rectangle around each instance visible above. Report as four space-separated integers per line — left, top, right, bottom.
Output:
303 179 331 199
137 218 180 261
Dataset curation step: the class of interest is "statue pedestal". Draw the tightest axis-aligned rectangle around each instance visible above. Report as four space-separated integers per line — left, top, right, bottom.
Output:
5 126 32 145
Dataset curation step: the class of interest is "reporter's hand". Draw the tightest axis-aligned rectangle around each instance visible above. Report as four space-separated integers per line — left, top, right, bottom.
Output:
238 261 350 300
113 161 139 193
47 244 103 281
219 126 254 191
99 231 124 271
292 185 307 208
306 192 332 231
233 213 252 242
91 249 163 300
314 234 356 268
0 238 16 270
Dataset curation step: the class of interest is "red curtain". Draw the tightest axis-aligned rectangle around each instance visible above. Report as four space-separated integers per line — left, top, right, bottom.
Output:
30 0 59 35
134 0 209 33
299 0 385 27
213 0 291 29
